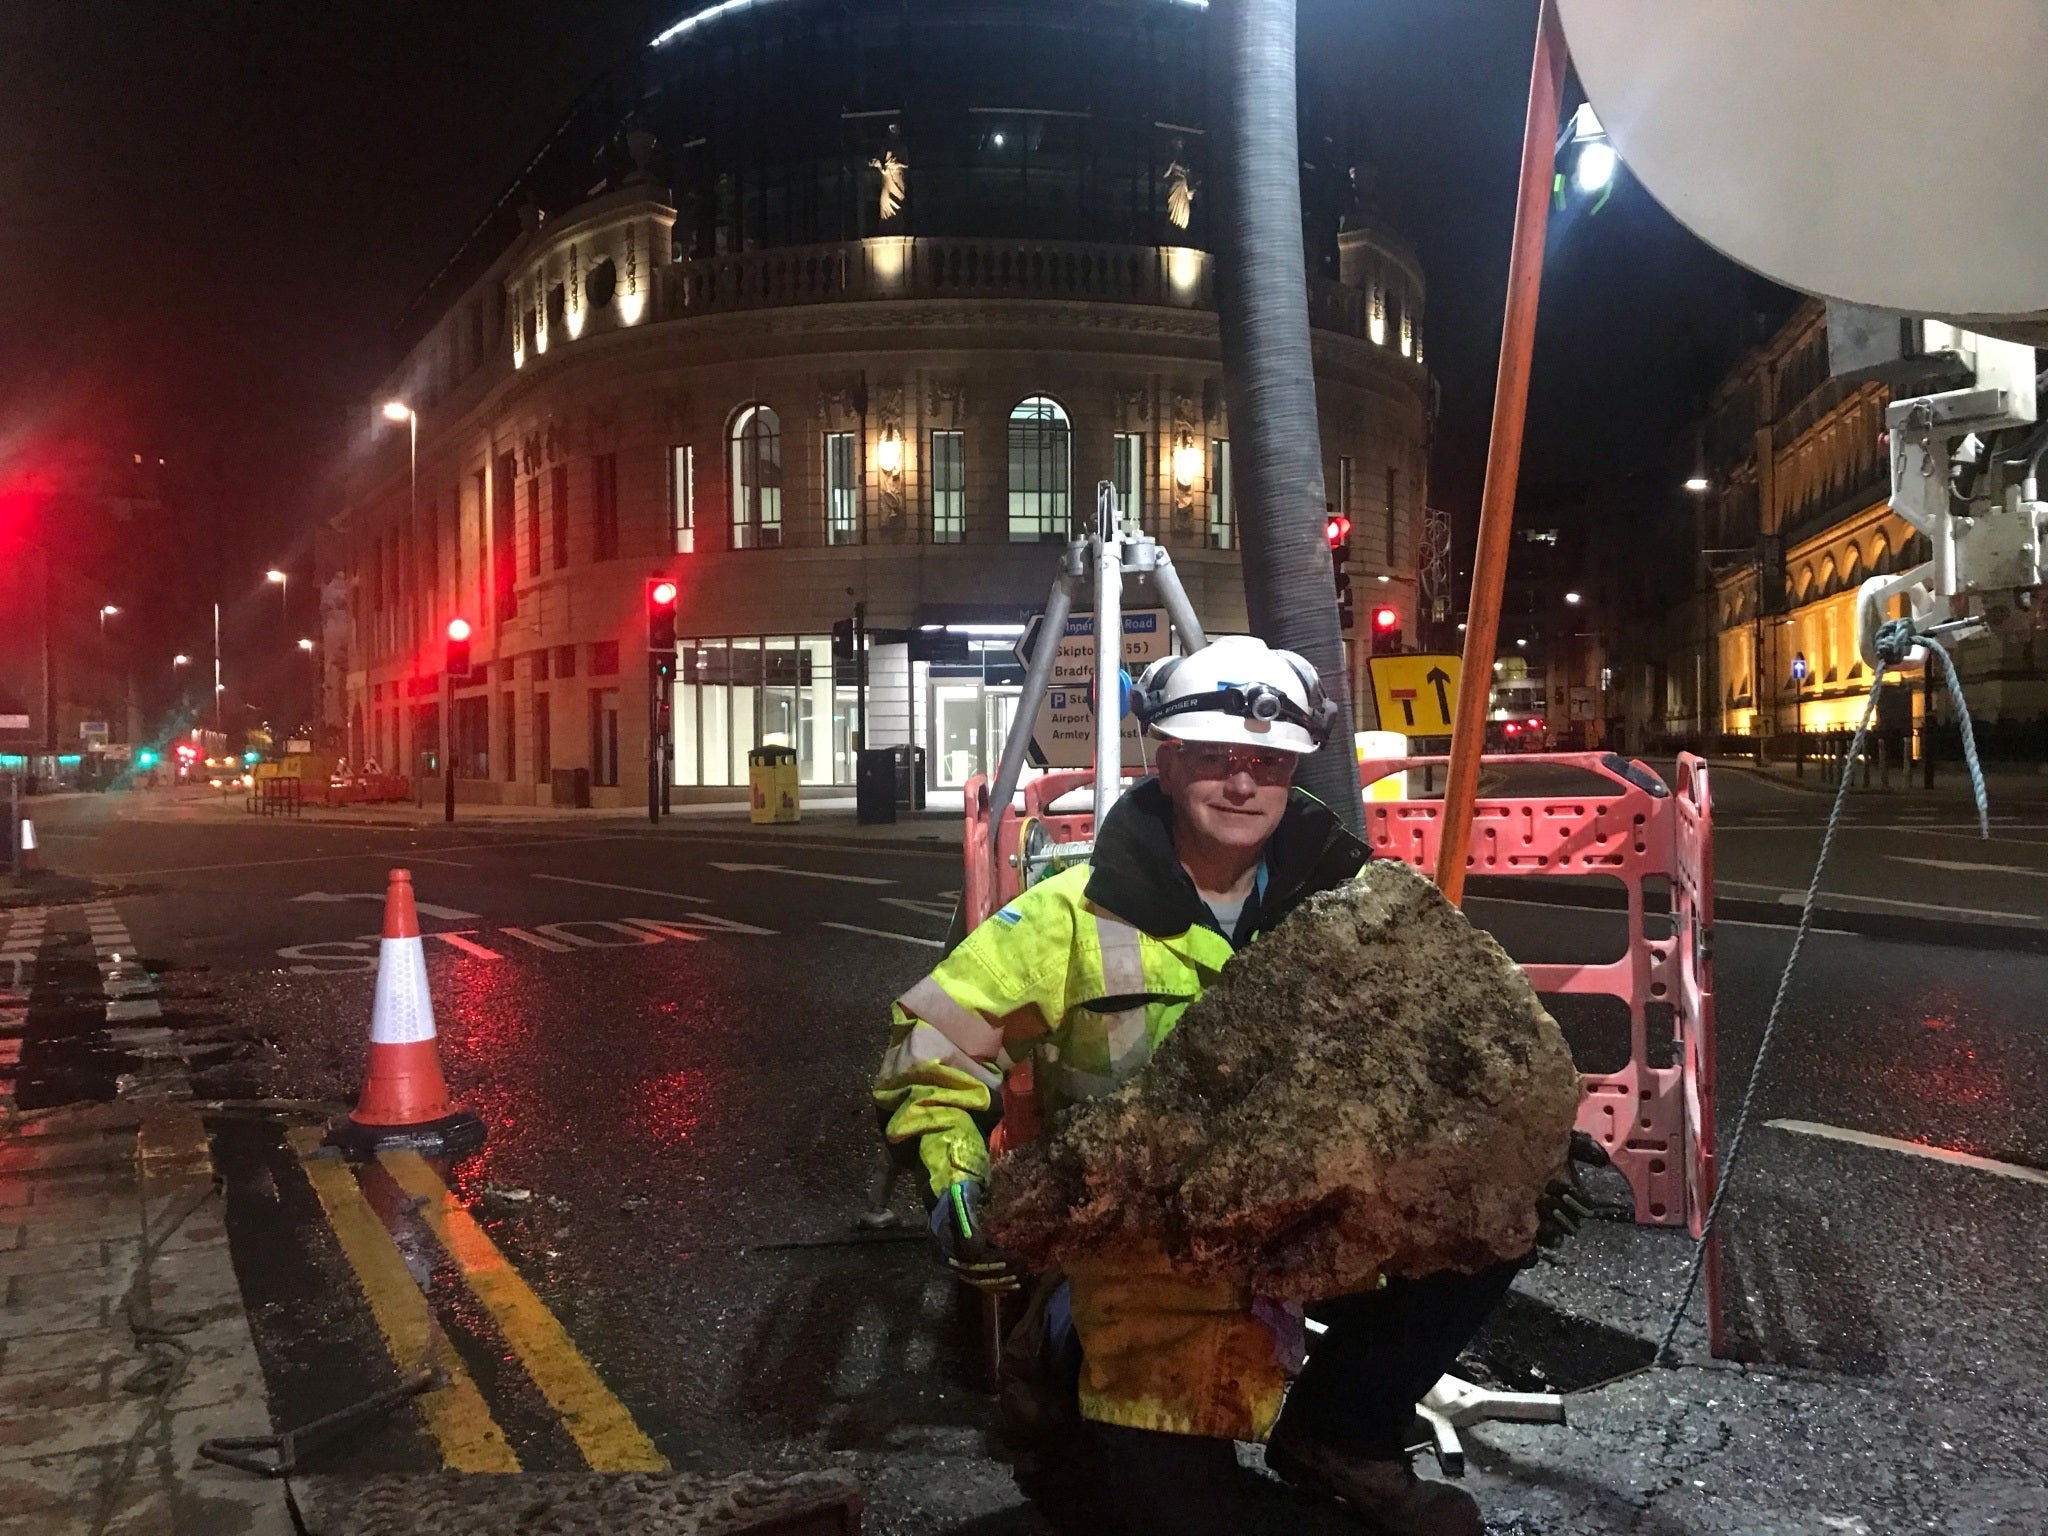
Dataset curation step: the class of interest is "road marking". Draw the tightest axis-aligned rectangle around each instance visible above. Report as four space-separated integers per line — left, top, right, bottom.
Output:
379 1150 668 1472
500 926 573 952
1766 1119 2048 1187
279 938 379 974
427 931 504 959
821 921 944 948
100 833 635 879
287 1127 519 1472
1887 855 2048 878
1766 888 2048 926
295 891 483 920
534 920 665 948
708 861 893 886
618 918 704 943
533 874 708 903
879 896 956 920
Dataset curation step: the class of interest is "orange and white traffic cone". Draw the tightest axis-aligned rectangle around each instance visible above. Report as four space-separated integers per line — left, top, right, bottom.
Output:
16 818 41 876
330 868 484 1156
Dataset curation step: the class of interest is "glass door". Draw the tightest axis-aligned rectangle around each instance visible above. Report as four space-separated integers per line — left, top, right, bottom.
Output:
985 688 1022 780
933 684 982 789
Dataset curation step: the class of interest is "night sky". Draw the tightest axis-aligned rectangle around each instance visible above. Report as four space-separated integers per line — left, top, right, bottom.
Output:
0 0 1784 713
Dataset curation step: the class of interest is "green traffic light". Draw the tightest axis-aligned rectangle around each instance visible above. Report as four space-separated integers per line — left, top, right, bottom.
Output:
136 749 159 768
242 751 260 766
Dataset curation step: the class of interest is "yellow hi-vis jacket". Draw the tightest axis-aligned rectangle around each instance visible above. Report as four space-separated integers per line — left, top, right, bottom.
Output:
875 778 1369 1440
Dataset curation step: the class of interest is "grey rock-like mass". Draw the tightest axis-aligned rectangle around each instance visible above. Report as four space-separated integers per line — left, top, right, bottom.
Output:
987 858 1582 1299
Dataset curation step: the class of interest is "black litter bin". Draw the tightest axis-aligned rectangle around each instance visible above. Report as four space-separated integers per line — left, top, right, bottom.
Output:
856 748 896 824
891 744 927 810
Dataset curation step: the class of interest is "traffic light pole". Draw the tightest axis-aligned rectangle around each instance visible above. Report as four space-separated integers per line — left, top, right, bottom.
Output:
442 668 455 824
854 601 867 753
647 654 663 824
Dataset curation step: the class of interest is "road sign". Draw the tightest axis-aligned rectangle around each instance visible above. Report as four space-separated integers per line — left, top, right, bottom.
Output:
1015 608 1172 769
1367 653 1462 736
80 720 109 747
0 715 27 732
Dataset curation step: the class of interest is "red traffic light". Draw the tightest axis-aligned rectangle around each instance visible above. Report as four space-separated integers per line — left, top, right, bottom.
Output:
650 580 678 607
1324 513 1352 548
1370 605 1399 631
446 617 472 642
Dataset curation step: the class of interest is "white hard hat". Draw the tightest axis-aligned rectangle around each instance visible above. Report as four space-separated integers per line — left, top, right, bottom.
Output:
1132 635 1336 755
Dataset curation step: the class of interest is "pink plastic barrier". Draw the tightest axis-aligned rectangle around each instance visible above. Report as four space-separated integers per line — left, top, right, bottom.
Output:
1357 752 1716 1237
964 752 1717 1242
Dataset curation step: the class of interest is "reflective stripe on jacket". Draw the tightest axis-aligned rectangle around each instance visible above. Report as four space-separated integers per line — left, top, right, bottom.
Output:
874 777 1369 1440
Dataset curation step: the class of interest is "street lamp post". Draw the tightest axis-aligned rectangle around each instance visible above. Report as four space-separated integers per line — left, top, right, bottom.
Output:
98 604 119 636
382 402 420 774
266 568 288 627
297 639 316 742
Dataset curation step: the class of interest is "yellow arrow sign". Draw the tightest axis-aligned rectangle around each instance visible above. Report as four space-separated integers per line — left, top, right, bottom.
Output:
1368 653 1462 736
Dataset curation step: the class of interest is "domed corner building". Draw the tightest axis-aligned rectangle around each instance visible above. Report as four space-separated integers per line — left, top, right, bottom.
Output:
332 0 1431 808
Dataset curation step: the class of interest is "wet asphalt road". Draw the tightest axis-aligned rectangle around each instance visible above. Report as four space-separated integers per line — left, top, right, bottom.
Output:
11 786 2048 1533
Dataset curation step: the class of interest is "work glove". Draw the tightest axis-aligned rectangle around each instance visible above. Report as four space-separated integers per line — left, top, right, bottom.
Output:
929 1179 1023 1294
1535 1131 1610 1248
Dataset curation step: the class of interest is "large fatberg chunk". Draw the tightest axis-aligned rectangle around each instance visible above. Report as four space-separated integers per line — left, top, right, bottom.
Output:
986 857 1582 1300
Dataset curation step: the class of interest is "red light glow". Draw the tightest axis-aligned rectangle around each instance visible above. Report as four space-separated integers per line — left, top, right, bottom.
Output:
651 581 678 606
1324 514 1352 548
446 617 471 641
1371 606 1399 631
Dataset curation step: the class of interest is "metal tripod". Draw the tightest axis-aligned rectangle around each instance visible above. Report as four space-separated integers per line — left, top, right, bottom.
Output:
983 481 1208 878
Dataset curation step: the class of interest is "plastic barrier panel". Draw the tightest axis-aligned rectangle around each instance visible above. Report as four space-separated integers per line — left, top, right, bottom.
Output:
1354 751 1714 1235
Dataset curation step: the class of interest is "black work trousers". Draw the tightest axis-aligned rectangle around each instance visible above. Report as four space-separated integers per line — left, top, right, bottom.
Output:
1274 1258 1522 1458
1086 1261 1521 1534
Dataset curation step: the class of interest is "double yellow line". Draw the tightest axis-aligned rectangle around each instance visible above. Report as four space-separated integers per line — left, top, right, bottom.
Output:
290 1127 665 1472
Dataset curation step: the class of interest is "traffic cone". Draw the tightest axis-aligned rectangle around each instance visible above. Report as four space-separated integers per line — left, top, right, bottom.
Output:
16 819 41 877
330 868 485 1156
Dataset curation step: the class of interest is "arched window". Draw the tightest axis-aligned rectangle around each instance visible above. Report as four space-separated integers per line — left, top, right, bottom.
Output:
1842 544 1864 587
1008 396 1071 542
1818 554 1838 596
730 405 782 549
1797 564 1816 604
1869 532 1890 575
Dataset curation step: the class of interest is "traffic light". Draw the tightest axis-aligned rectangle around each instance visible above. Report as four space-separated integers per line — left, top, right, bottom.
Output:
1370 604 1403 656
647 578 679 653
136 749 158 769
1326 510 1354 630
446 617 471 678
831 618 855 660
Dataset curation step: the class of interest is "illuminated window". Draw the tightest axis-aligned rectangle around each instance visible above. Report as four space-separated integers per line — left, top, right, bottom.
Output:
1112 432 1145 529
1008 396 1070 543
730 405 783 549
671 445 695 554
931 431 964 544
825 431 860 545
1208 439 1232 550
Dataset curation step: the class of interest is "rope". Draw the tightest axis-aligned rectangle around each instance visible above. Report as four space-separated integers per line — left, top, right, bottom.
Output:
1654 629 1988 1365
1921 633 1989 839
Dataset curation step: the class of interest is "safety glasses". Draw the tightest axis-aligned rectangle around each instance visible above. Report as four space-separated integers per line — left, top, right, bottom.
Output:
1171 743 1299 785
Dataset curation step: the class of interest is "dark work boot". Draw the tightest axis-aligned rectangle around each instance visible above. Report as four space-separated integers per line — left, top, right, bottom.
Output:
1265 1432 1482 1536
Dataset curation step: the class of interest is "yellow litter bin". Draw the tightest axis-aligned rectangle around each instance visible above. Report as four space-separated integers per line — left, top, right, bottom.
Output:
747 745 801 824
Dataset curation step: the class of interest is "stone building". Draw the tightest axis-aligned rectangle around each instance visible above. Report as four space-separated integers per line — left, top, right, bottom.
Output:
1662 299 2045 742
330 0 1432 806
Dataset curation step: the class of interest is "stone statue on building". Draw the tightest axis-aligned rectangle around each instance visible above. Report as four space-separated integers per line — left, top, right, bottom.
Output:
871 151 907 222
1164 159 1194 231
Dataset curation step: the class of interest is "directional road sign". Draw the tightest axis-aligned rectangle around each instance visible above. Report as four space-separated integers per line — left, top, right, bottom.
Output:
1367 652 1462 737
1014 608 1173 769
